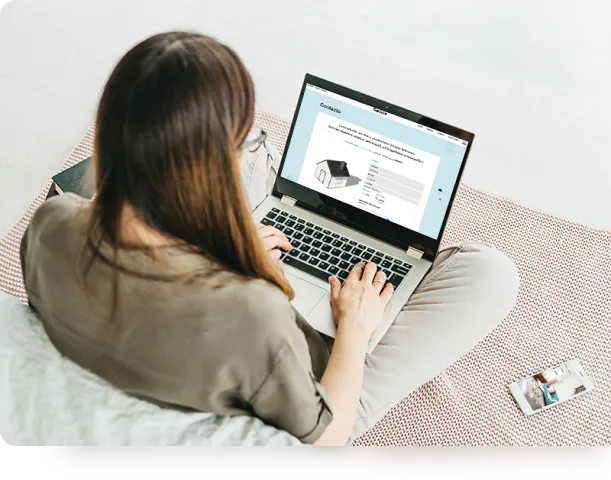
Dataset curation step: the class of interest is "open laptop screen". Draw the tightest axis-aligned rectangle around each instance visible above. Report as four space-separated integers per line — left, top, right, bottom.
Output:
278 79 471 242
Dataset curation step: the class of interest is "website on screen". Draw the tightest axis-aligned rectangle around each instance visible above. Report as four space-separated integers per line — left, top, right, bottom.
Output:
280 85 469 240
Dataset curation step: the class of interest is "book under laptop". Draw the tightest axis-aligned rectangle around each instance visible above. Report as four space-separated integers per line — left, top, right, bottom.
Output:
253 74 474 353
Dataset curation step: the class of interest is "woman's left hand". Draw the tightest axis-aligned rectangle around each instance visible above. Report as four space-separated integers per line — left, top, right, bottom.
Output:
257 224 292 260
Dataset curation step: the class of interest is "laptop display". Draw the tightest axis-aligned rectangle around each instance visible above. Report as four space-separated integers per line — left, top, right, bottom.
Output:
278 79 471 241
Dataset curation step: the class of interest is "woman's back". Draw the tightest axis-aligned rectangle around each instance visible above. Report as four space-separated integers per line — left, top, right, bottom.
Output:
21 193 331 440
19 31 336 444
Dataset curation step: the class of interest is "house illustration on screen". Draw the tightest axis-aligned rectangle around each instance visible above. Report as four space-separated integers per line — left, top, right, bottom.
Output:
315 160 361 189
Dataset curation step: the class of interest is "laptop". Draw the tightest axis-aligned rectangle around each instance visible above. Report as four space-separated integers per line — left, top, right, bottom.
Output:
253 74 474 353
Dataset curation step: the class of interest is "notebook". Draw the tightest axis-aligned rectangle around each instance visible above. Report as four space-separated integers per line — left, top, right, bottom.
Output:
51 157 95 199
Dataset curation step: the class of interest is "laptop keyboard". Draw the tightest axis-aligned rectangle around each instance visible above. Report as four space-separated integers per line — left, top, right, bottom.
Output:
261 207 412 289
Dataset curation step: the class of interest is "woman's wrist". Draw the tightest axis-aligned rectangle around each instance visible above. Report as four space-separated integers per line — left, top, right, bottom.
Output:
335 318 370 350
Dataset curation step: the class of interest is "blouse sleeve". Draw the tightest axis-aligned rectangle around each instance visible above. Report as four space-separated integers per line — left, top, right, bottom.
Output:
248 323 334 444
20 224 37 311
20 226 29 285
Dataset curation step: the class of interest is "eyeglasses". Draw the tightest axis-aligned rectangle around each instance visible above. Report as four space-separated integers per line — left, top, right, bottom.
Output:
240 130 266 153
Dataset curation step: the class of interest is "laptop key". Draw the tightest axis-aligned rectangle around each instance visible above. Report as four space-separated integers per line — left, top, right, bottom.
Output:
331 233 340 238
352 248 363 256
292 241 301 249
308 257 320 267
351 256 361 264
338 270 349 281
322 229 331 235
328 257 340 265
340 236 348 242
331 248 342 256
266 213 277 220
285 220 296 228
310 248 320 257
289 214 297 220
303 237 313 244
323 235 333 243
362 252 372 261
296 218 305 224
372 256 383 264
293 232 304 240
313 232 324 239
319 261 330 270
314 226 322 231
332 240 343 248
299 253 310 261
305 221 314 227
284 228 294 236
341 244 352 252
304 228 314 235
381 260 393 268
321 244 332 252
328 265 340 275
339 260 350 270
387 275 404 289
366 247 375 253
340 252 351 261
349 240 357 246
391 264 409 276
312 240 322 248
319 252 330 260
393 258 402 264
260 218 274 226
301 245 311 253
283 257 330 283
271 207 280 213
289 249 300 257
294 224 305 231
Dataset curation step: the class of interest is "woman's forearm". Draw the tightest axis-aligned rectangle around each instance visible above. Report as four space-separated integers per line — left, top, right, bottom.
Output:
313 323 369 446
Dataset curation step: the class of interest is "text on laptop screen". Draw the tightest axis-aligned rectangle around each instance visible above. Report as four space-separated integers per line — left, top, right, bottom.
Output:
280 84 469 240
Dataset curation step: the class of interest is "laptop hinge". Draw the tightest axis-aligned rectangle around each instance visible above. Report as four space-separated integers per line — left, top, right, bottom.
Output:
406 246 424 259
280 195 297 207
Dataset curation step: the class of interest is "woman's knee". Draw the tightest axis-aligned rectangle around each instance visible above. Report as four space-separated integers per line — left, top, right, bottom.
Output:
436 242 520 318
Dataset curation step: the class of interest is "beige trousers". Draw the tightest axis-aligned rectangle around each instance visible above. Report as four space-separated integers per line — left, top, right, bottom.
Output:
350 242 520 440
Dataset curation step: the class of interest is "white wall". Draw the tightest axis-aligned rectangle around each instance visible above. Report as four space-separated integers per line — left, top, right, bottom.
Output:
1 0 610 236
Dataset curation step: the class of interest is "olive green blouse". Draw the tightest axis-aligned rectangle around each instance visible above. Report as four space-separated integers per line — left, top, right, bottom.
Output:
20 194 333 443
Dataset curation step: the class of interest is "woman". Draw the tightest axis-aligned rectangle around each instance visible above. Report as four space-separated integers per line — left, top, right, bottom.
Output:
20 32 519 445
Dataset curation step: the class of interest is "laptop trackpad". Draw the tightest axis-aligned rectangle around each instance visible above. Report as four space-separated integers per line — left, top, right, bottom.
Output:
287 272 327 317
307 292 337 338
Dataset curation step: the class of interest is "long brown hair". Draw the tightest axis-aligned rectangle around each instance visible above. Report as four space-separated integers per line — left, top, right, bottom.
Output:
83 31 294 312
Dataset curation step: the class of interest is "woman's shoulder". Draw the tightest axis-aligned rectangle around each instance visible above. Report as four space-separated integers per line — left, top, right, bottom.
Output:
41 192 88 211
31 193 88 227
27 193 89 241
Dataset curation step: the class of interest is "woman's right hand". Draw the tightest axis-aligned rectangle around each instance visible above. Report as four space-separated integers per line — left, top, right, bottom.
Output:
256 224 292 261
328 262 394 338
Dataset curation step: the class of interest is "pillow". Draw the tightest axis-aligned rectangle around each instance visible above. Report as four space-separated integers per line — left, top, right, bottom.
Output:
0 291 301 446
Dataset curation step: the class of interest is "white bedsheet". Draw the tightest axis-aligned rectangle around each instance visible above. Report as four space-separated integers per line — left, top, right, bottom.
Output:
0 291 300 446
